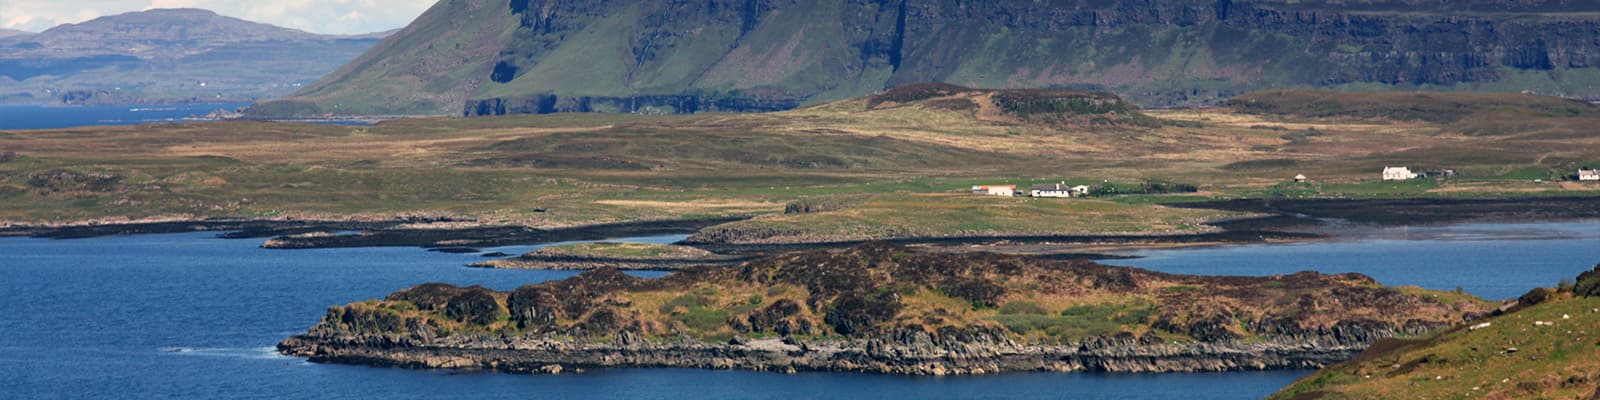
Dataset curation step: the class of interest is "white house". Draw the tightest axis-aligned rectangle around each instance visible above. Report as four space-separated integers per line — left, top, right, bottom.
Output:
1072 185 1092 197
972 185 1016 197
1294 174 1308 183
1031 182 1074 198
1580 169 1600 181
1382 167 1419 181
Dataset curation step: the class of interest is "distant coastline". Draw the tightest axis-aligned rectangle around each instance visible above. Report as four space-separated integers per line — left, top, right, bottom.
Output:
0 102 249 130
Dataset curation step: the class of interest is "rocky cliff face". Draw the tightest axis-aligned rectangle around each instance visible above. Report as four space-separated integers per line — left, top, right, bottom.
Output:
254 0 1600 117
280 323 1426 375
280 243 1489 375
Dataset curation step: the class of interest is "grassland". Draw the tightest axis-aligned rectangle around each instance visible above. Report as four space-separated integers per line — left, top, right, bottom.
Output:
4 88 1599 240
1272 270 1600 400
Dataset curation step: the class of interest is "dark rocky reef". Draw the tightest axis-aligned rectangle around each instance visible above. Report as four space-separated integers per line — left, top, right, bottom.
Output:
281 243 1488 375
469 252 751 271
1172 196 1600 227
259 217 743 250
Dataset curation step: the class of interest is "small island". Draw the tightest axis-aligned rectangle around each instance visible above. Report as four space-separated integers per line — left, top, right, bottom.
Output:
281 243 1489 375
471 242 747 271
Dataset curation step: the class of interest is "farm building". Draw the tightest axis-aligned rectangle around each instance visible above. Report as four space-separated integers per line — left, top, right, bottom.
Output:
1294 174 1308 183
972 185 1016 197
1580 169 1599 181
1031 183 1074 198
1382 167 1418 181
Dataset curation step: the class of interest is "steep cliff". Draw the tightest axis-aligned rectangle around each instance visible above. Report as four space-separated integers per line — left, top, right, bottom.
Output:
251 0 1600 117
281 243 1489 375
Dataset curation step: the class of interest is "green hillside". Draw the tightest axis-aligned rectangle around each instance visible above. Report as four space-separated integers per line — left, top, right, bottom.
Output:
1271 265 1600 400
251 0 1600 117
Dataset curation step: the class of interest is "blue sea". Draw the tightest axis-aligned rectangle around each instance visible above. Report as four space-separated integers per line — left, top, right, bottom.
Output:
2 222 1597 399
0 103 251 130
1106 221 1600 301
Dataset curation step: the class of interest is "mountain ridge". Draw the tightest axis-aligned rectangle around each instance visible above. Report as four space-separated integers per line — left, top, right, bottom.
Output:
0 8 391 105
252 0 1600 117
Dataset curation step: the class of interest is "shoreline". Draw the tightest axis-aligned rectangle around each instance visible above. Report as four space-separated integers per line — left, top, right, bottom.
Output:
4 197 1598 261
469 253 754 271
279 328 1420 376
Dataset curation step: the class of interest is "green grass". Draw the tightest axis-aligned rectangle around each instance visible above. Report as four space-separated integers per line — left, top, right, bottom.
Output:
540 242 700 259
989 300 1158 343
1270 296 1600 399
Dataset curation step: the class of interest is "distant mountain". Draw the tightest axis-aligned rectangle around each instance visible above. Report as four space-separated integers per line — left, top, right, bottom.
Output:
251 0 1600 118
0 9 391 105
0 29 30 40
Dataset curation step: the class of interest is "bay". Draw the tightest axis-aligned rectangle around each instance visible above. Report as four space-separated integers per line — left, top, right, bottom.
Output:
0 103 250 130
0 232 1301 399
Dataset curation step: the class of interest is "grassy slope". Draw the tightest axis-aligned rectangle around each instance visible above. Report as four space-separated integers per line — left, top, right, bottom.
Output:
250 0 518 116
4 89 1599 230
1272 277 1600 399
1227 89 1597 124
250 0 1600 117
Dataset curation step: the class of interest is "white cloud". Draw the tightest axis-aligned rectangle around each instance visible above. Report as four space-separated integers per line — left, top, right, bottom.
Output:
0 0 435 34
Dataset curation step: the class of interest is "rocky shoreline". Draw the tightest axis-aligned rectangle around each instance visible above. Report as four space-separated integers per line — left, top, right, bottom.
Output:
470 254 751 271
278 320 1436 375
6 196 1597 255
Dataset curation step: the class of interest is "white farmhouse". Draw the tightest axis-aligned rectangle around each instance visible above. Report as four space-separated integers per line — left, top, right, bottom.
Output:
972 185 1017 197
1382 167 1418 181
1031 183 1074 198
1580 169 1600 181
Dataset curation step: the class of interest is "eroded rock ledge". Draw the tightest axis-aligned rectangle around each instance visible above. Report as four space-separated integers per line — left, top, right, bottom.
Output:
281 243 1488 375
280 323 1432 375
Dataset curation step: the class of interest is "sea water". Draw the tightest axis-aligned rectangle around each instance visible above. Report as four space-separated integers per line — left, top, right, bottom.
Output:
0 103 250 130
4 222 1597 399
1106 221 1600 301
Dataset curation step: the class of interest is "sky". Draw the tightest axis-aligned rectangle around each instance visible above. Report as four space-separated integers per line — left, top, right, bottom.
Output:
0 0 436 34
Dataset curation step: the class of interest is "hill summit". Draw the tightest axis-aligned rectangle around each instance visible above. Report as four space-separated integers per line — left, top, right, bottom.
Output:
253 0 1600 117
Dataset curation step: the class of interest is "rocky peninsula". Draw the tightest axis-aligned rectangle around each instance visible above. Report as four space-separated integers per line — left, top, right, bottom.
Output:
281 243 1489 375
